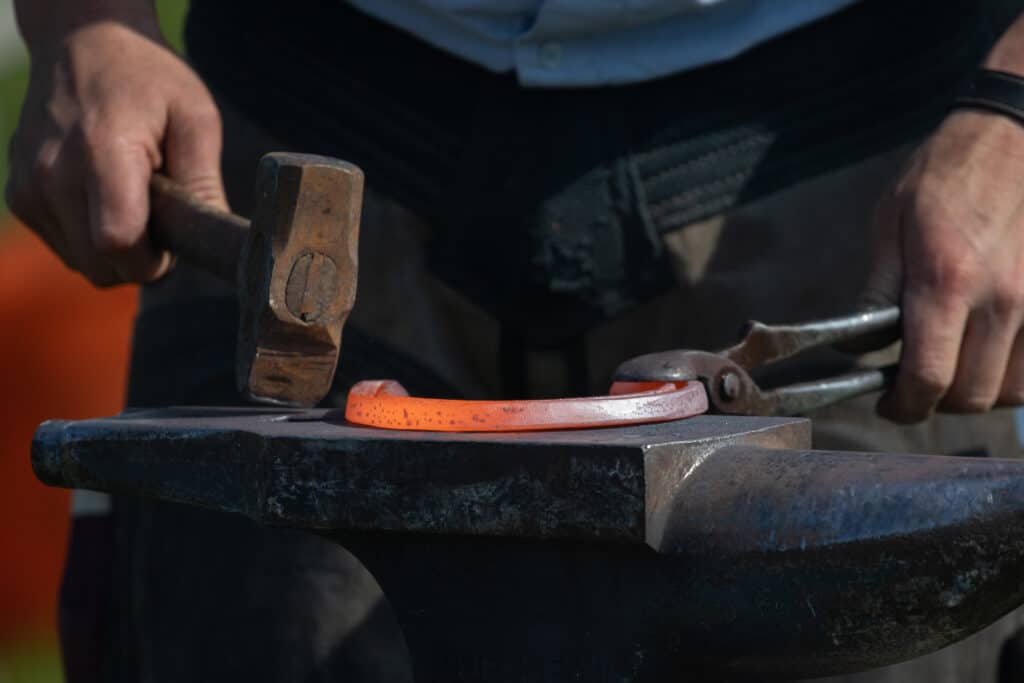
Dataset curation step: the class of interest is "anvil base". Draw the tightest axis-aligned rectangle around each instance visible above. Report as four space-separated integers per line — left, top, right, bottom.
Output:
32 409 1024 680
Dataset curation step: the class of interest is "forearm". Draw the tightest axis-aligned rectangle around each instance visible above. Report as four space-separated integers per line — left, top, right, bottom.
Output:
985 13 1024 75
14 0 160 54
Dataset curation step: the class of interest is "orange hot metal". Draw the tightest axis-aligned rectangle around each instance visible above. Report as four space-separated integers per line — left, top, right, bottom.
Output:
344 380 708 433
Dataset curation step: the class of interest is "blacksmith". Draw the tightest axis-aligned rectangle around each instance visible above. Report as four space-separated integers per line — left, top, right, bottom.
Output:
8 0 1024 680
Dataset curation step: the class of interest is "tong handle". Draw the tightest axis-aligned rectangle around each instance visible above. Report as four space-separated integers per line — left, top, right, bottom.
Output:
767 366 897 416
725 306 901 370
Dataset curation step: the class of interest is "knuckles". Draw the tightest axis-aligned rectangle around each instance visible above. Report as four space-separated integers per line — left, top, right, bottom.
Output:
934 257 979 300
905 193 985 299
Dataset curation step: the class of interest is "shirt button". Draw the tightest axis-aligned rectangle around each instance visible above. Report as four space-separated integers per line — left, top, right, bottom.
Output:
538 42 562 68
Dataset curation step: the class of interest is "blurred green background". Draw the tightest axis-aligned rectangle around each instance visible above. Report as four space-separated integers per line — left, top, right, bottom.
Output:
0 3 188 682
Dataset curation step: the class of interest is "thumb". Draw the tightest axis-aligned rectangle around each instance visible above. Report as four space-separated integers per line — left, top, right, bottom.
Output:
860 196 904 310
861 196 920 420
163 98 228 212
834 197 905 355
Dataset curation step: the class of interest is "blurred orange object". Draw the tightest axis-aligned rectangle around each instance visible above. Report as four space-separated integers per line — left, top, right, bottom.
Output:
0 221 137 643
345 379 708 432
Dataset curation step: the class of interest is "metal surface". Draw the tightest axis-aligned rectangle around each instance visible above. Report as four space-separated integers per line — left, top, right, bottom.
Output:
614 306 901 416
236 153 362 407
33 408 802 539
32 409 1024 680
149 154 363 408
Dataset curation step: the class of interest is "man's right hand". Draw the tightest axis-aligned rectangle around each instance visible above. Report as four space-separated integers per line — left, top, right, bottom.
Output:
5 2 228 286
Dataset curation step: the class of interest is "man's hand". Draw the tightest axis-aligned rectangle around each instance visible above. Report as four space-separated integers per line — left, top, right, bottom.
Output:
865 109 1024 423
861 12 1024 424
5 2 227 286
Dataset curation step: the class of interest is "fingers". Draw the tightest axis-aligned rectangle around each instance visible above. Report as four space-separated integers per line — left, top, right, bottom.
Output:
942 304 1021 412
84 126 170 283
50 161 123 287
878 288 970 423
9 112 166 285
82 94 228 284
7 134 122 285
866 120 1024 422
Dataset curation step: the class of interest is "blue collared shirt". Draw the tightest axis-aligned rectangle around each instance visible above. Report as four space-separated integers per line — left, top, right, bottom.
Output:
347 0 861 87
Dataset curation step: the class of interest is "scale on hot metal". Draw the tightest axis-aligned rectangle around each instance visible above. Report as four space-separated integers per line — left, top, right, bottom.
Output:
30 155 1024 681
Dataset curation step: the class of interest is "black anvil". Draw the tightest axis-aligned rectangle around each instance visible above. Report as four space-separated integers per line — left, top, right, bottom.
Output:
32 409 1024 681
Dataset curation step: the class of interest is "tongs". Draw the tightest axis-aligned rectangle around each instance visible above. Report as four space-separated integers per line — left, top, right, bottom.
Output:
613 306 901 416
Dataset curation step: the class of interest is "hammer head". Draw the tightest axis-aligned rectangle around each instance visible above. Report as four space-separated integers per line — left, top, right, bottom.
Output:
236 153 363 407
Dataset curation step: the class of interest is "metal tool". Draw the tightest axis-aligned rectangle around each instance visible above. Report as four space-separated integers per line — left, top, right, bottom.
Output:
149 153 363 407
614 306 901 416
31 409 1024 680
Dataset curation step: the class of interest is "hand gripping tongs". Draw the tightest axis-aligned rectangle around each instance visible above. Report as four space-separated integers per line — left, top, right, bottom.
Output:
613 306 901 416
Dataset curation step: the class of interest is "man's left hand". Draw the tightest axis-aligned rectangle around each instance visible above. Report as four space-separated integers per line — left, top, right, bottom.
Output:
865 108 1024 423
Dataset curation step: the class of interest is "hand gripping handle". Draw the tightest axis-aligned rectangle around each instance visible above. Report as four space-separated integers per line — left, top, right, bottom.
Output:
148 173 249 285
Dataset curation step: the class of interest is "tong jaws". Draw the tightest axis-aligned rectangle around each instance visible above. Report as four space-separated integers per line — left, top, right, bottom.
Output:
614 307 901 416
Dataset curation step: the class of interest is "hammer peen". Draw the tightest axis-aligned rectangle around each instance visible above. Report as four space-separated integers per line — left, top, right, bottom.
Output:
148 153 363 407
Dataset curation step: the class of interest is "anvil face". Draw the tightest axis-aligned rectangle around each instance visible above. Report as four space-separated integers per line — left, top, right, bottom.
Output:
33 408 807 542
32 410 1024 680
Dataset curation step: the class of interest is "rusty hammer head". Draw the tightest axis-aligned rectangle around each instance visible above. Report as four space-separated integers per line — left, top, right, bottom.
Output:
236 153 363 407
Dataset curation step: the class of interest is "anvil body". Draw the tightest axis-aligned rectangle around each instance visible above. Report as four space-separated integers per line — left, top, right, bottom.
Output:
32 409 1024 681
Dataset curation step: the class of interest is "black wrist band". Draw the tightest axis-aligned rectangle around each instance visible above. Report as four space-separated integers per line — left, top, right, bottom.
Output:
952 69 1024 125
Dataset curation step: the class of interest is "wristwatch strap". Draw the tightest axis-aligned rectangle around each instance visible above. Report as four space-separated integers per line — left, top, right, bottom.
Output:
953 69 1024 124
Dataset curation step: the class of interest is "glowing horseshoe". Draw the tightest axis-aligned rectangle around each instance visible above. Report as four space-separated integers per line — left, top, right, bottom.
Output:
345 380 708 432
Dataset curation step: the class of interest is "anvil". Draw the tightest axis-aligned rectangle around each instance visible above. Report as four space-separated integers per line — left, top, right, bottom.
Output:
32 408 1024 681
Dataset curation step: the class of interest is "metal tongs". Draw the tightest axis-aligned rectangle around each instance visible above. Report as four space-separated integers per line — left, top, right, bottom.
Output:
614 306 901 416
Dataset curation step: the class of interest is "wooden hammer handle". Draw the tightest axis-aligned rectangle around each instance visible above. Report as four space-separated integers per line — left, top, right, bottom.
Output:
148 173 249 284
